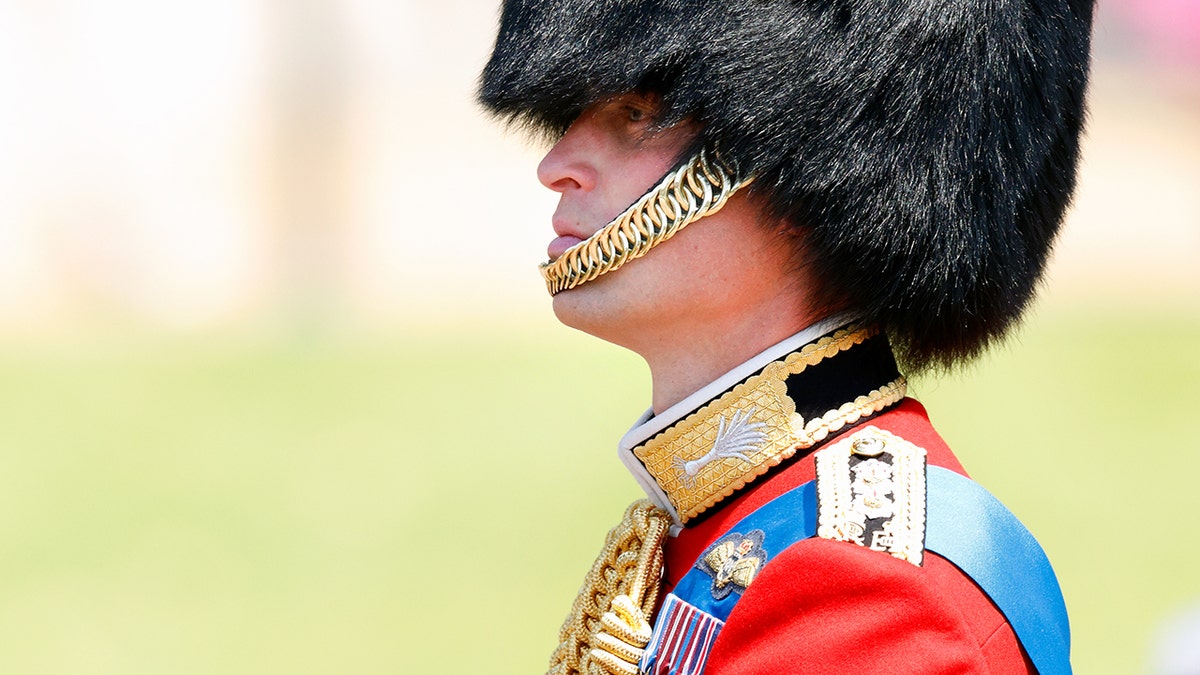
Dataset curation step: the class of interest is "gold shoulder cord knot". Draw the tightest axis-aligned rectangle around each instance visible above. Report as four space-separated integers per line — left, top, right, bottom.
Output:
548 499 672 675
539 148 753 295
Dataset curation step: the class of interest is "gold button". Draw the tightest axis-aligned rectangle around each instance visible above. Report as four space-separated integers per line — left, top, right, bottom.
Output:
851 436 886 457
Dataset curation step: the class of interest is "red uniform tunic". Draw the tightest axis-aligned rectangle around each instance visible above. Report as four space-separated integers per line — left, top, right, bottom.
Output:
661 399 1034 674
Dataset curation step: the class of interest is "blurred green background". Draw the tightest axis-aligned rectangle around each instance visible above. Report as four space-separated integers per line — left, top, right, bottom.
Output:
1 305 1197 673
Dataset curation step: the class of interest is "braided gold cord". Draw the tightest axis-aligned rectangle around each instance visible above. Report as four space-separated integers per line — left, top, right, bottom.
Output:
540 149 753 295
547 499 671 675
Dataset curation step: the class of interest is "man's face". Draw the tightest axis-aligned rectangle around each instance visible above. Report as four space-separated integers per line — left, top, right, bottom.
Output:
535 94 802 357
538 94 693 262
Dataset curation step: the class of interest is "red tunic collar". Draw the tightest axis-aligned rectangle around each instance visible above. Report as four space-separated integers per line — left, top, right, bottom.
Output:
617 320 908 531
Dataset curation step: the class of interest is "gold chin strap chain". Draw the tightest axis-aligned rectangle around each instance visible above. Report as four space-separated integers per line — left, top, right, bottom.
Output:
548 500 672 675
539 148 753 295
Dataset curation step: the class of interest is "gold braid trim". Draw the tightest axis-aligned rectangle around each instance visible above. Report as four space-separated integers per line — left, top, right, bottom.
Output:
548 500 671 675
633 326 907 524
539 148 753 295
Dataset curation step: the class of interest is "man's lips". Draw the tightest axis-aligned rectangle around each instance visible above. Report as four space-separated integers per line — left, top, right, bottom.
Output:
547 235 585 261
549 214 595 261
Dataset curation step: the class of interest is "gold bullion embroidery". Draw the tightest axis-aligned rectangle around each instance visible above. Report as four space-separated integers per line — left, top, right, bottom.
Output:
548 500 671 675
632 326 906 524
699 530 766 599
814 426 927 565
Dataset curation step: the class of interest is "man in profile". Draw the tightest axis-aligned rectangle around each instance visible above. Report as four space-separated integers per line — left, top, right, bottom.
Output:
479 1 1093 673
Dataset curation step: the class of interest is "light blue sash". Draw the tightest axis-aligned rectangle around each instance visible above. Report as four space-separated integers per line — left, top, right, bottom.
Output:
653 467 1070 674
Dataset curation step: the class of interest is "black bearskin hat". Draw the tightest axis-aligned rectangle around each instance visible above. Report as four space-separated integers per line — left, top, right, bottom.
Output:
478 0 1094 370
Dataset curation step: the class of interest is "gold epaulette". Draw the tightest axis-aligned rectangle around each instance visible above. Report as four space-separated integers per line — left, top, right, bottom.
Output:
814 426 928 566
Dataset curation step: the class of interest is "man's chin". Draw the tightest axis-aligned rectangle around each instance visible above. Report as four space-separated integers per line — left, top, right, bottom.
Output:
550 278 630 343
550 283 599 329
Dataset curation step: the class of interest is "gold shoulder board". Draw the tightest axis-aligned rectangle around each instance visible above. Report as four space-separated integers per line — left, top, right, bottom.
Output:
814 426 927 566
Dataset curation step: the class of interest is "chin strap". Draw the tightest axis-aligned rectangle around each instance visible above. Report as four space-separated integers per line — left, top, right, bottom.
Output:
539 148 753 295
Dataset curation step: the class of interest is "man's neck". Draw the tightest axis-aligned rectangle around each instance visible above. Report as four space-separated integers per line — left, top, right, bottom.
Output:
642 306 824 415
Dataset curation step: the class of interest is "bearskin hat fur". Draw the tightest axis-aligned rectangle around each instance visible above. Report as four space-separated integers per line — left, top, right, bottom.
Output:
478 0 1094 370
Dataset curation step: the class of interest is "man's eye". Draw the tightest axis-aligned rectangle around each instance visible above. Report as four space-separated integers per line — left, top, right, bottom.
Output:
626 106 647 122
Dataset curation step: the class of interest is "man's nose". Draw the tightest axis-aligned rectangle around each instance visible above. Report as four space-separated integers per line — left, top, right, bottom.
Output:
536 121 598 193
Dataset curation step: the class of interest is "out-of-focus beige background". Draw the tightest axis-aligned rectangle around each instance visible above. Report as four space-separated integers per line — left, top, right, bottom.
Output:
0 2 1197 674
0 0 1195 339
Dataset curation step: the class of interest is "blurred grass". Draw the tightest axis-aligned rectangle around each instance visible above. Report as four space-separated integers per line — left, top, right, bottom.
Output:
0 306 1196 673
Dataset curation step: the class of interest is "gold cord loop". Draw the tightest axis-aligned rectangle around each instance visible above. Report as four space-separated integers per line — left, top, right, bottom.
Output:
539 149 753 295
547 499 671 675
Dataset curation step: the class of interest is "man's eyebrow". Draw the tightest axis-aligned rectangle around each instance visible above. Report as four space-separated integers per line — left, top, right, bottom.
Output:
614 91 662 107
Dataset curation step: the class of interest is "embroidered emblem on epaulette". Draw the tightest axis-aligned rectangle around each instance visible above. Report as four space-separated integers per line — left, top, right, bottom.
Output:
815 426 927 565
639 593 724 675
697 529 766 599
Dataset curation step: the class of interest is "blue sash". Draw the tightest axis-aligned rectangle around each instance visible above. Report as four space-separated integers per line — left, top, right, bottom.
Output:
643 467 1070 675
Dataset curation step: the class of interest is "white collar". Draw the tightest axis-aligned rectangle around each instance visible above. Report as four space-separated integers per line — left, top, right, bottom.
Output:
617 313 854 528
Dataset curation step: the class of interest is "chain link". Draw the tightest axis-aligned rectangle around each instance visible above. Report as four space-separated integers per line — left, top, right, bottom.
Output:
540 149 753 295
